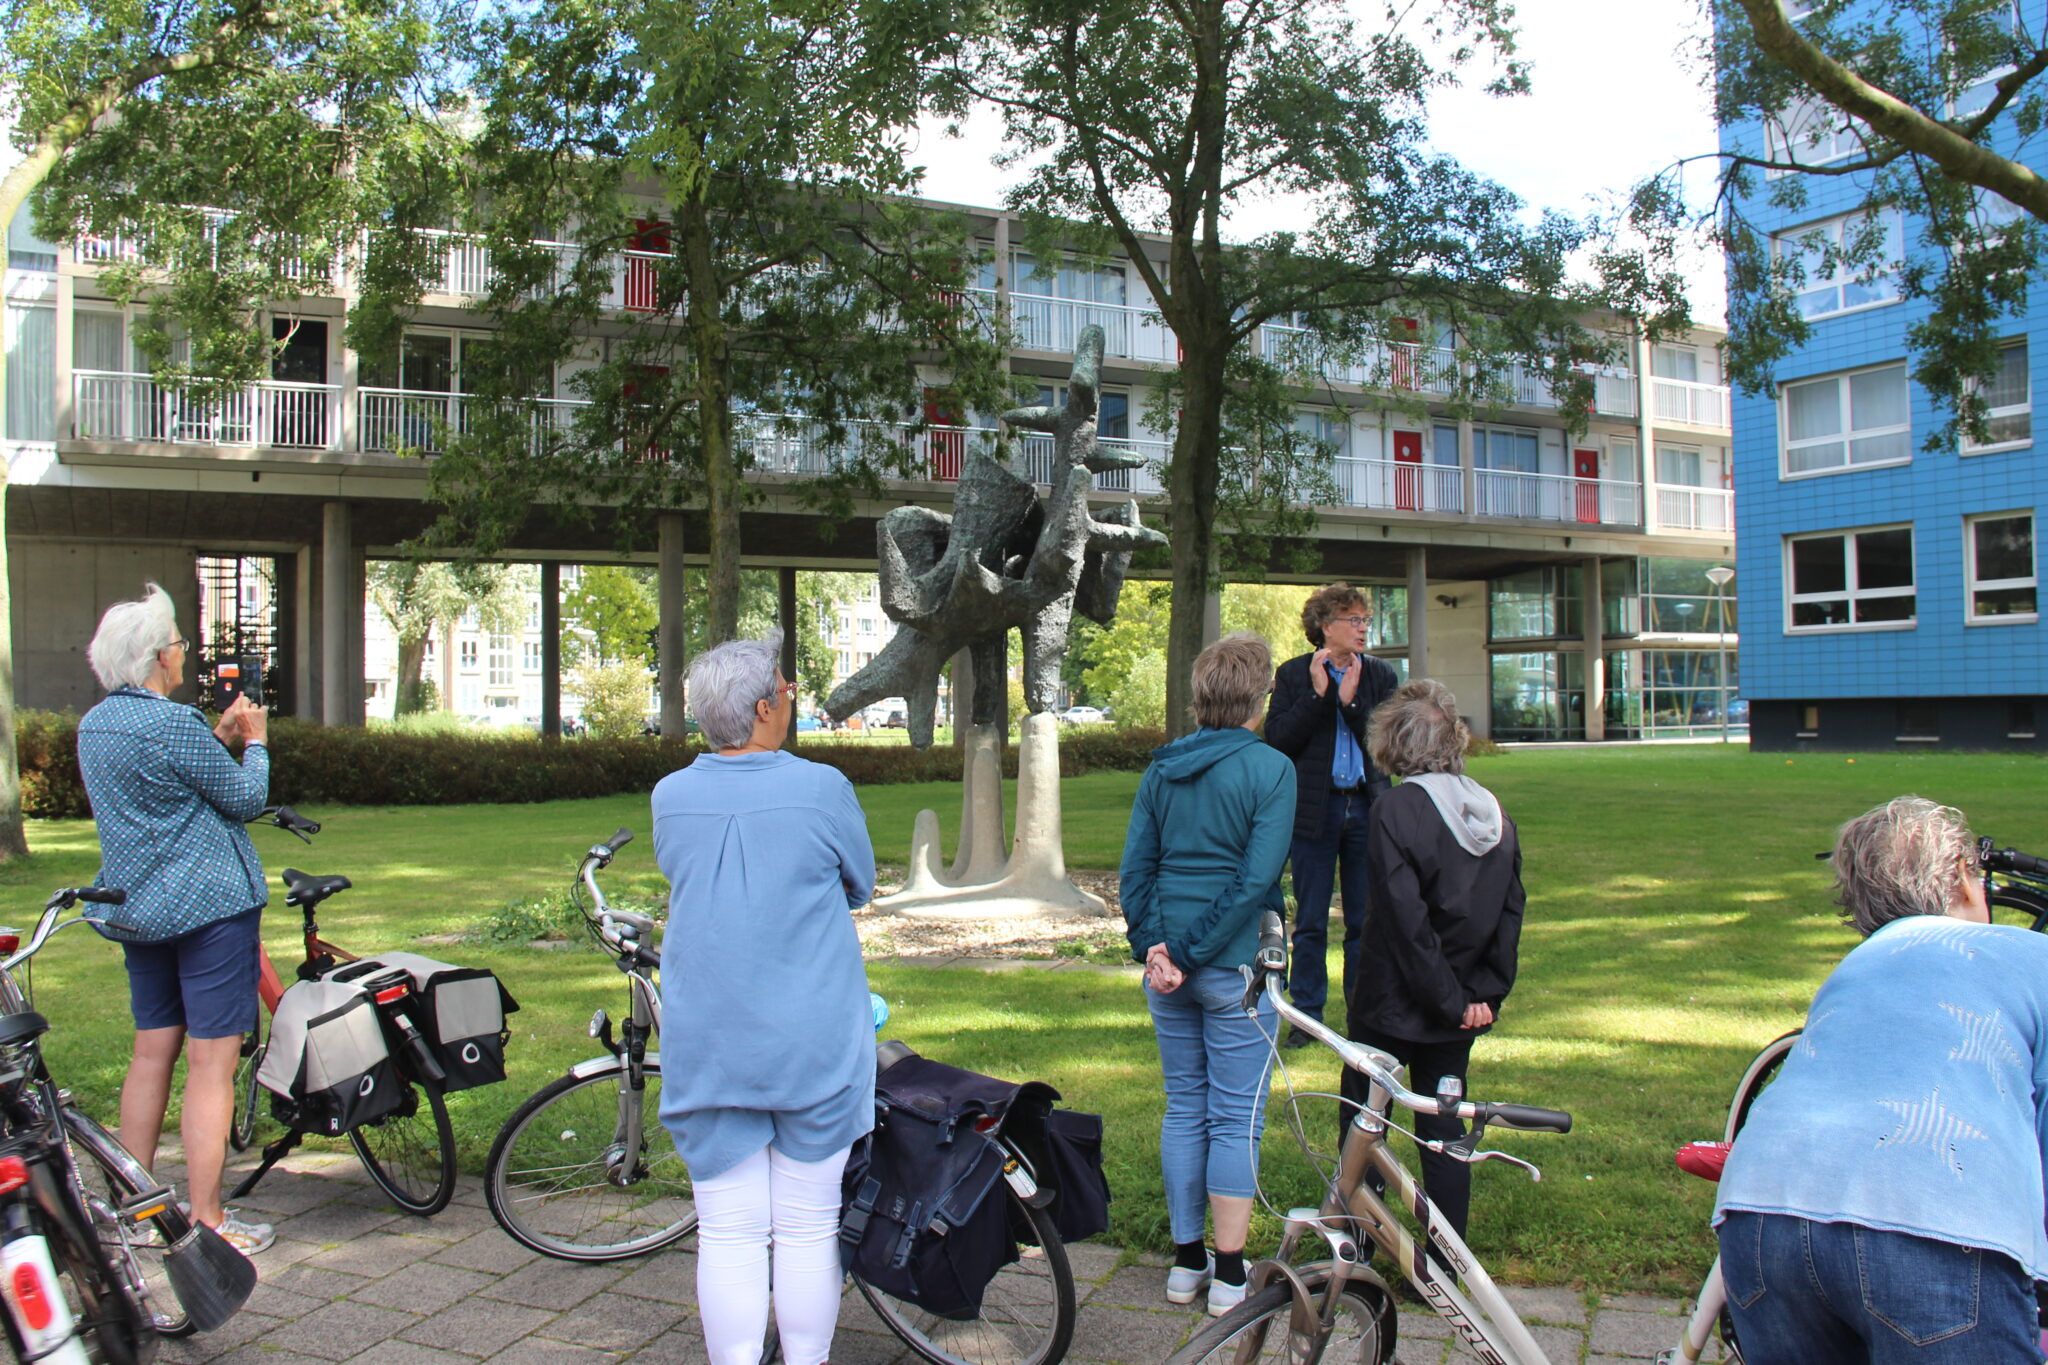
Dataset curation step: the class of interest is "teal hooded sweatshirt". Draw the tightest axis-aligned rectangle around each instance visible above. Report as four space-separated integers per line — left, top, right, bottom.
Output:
1119 726 1298 972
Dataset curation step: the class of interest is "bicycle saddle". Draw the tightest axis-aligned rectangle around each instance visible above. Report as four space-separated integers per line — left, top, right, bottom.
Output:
281 868 352 907
0 1011 50 1046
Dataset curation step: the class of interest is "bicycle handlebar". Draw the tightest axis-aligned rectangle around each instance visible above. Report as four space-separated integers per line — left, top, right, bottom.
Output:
5 888 135 971
1249 911 1572 1135
253 806 321 843
578 831 660 969
1981 839 2048 879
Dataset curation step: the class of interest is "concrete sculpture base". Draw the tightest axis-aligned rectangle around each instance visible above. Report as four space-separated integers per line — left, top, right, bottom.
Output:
874 715 1111 920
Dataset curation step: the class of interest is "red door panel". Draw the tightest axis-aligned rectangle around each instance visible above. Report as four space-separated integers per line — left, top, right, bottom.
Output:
1573 447 1601 523
926 389 964 480
625 220 670 312
1392 430 1423 511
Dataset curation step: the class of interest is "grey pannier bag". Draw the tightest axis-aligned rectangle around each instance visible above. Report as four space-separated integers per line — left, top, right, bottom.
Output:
256 978 406 1135
347 952 518 1094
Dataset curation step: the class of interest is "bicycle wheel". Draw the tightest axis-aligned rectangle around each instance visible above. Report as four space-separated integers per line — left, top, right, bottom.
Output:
485 1065 695 1261
349 1080 456 1215
856 1187 1074 1365
1167 1280 1394 1365
67 1111 197 1338
1722 1030 1801 1143
1990 886 2048 933
230 1027 266 1152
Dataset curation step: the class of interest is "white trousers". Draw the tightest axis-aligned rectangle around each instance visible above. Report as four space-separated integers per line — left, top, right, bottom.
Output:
693 1143 850 1365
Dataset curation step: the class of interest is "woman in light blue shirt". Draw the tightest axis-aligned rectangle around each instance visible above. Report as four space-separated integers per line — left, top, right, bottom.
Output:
653 634 875 1365
1715 796 2048 1364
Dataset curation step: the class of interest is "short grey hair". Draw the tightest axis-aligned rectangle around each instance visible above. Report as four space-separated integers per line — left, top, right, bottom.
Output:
1832 796 1977 936
1367 679 1468 777
1190 632 1271 729
88 583 179 691
685 632 783 749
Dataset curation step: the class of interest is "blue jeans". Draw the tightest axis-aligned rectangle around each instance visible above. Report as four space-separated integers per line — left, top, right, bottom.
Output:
1718 1212 2040 1364
1146 966 1277 1244
1287 789 1373 1021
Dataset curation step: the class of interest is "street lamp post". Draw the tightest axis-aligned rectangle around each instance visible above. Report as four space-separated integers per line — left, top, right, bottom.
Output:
1706 565 1735 743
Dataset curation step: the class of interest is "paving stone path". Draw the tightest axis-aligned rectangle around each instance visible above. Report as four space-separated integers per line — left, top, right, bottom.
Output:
150 1151 1722 1365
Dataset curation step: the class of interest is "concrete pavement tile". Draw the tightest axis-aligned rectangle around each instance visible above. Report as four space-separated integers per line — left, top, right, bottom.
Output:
252 1236 325 1269
256 1299 422 1361
228 1178 347 1217
203 1347 333 1365
536 1290 688 1351
1598 1292 1684 1315
274 1200 403 1244
340 1345 477 1365
1084 1264 1173 1309
1525 1324 1585 1361
1592 1308 1685 1358
304 1229 444 1277
1065 1241 1122 1284
404 1197 503 1240
1399 1307 1453 1338
623 1327 712 1365
351 1261 498 1314
242 1281 332 1320
1502 1284 1588 1325
399 1297 556 1356
428 1229 541 1274
1062 1305 1201 1362
610 1257 696 1305
155 1311 288 1363
479 1256 626 1310
485 1340 625 1365
257 1262 375 1303
813 1327 911 1365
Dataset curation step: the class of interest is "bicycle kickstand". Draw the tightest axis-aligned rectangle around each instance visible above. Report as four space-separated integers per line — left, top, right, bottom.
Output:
229 1127 307 1201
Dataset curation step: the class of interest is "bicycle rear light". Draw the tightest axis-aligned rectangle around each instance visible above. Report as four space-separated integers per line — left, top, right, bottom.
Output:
0 1156 27 1194
0 930 17 955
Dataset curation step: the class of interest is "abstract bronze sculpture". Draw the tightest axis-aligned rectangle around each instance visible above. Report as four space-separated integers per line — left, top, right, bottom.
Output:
826 325 1168 917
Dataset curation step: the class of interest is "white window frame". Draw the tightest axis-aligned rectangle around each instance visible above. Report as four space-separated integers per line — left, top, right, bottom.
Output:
1948 1 2021 118
1784 524 1918 633
1764 94 1866 175
1780 362 1912 478
1771 210 1902 319
1963 338 2031 454
488 633 514 688
1965 509 2038 624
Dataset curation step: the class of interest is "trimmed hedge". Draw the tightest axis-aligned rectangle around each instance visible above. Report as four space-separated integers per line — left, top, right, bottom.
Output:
17 711 1171 819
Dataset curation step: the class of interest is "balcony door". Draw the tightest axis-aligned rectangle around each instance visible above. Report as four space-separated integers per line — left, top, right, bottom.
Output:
270 318 329 449
1393 430 1423 511
925 388 964 481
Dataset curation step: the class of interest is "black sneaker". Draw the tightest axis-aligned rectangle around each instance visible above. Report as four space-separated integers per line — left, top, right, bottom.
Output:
1284 1025 1314 1049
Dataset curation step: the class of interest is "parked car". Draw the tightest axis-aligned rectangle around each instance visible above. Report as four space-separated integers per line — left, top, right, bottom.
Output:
1060 706 1106 725
882 710 908 729
796 714 824 732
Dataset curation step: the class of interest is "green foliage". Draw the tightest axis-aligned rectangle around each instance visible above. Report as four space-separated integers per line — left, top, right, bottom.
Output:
571 660 653 740
1112 654 1169 731
368 561 533 711
1074 582 1171 727
1222 583 1308 665
562 567 657 669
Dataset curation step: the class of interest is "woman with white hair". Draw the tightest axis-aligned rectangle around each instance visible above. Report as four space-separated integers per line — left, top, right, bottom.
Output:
1714 797 2048 1363
652 633 876 1365
75 583 274 1256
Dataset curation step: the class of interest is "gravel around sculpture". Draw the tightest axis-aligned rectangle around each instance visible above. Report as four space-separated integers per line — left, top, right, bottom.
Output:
825 324 1168 918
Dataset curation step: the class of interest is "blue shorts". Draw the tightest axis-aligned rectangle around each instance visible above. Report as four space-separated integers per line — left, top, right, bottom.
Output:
121 908 262 1039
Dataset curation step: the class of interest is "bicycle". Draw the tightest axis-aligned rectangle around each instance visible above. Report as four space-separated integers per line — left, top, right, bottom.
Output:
225 806 459 1216
0 886 254 1362
1660 835 2048 1364
484 829 1079 1365
1166 911 1573 1365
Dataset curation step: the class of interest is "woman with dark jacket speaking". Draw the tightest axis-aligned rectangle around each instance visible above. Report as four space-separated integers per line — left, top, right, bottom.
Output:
1342 679 1523 1245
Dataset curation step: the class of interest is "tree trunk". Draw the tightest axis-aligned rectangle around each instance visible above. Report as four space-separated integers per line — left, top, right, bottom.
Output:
1164 339 1226 740
679 197 741 648
394 634 430 714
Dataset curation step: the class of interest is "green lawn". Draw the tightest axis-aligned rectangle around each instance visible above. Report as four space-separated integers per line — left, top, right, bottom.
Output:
3 746 2041 1291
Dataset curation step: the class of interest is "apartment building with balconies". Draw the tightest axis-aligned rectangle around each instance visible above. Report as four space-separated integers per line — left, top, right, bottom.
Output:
5 178 1738 739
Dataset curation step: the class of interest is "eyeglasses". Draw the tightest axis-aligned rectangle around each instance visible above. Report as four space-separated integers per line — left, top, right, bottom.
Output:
162 637 190 653
779 679 799 698
1329 615 1371 629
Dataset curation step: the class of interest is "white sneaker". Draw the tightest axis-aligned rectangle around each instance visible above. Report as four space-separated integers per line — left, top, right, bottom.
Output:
1207 1276 1248 1317
213 1210 275 1256
1165 1255 1214 1305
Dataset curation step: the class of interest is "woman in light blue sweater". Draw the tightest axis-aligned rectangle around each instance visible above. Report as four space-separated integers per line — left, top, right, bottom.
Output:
653 634 875 1365
1715 796 2048 1364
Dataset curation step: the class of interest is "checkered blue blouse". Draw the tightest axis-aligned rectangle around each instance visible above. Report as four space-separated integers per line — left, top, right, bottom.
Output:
77 687 269 943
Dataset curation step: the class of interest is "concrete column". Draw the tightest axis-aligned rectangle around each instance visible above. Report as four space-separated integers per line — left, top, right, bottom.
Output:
1458 419 1476 518
540 561 561 739
293 544 319 719
272 554 299 717
347 545 366 725
319 503 352 726
778 566 799 751
1583 555 1606 742
1201 585 1223 647
1405 547 1429 679
53 271 74 440
658 513 688 738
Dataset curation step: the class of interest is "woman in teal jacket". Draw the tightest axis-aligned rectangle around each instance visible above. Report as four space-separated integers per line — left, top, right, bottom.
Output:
1120 632 1297 1317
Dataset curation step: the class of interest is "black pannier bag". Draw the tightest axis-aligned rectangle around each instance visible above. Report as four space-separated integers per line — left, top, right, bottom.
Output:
839 1052 1113 1317
345 952 519 1093
256 978 406 1135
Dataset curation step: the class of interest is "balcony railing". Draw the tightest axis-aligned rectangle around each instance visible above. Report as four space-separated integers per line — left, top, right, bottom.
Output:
72 371 338 450
1651 377 1730 429
1332 457 1465 514
1653 483 1734 533
1473 467 1642 526
1259 325 1460 397
356 389 585 455
72 215 339 288
1001 290 1178 364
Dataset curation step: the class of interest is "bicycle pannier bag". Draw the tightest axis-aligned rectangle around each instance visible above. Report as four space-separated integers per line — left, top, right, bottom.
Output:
349 952 519 1093
257 979 406 1135
841 1096 1015 1318
1040 1108 1111 1243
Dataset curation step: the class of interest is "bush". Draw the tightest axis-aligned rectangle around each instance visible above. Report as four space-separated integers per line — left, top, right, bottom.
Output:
571 661 652 741
17 710 1170 819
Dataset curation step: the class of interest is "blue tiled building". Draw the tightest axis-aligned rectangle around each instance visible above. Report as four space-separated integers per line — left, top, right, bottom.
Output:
1725 37 2045 751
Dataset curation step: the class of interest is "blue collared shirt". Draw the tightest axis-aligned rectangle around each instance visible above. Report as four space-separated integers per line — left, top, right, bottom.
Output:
1715 917 2048 1279
1327 662 1365 789
76 687 269 943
